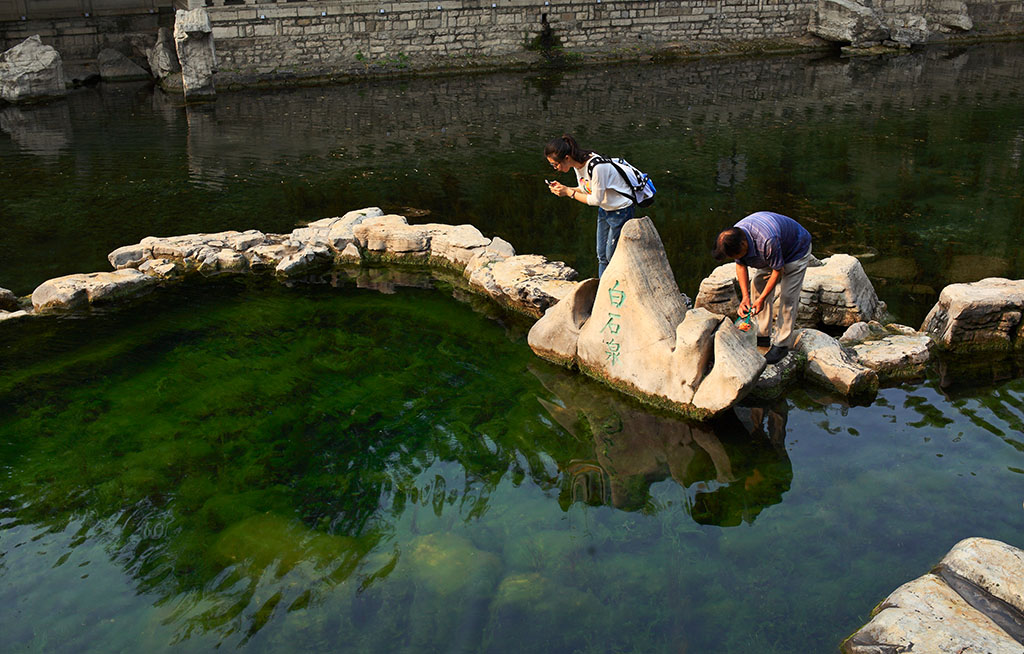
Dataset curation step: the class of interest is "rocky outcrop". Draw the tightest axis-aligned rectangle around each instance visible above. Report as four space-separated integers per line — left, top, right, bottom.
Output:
927 0 974 32
844 537 1024 654
852 333 933 380
0 35 66 104
529 217 763 417
695 254 885 329
31 269 157 312
809 0 890 47
0 287 18 311
921 278 1024 352
96 49 150 82
146 27 181 90
796 328 878 396
174 9 217 101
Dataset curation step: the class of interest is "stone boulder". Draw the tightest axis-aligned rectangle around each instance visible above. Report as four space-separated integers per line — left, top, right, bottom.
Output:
0 35 67 104
276 245 332 277
109 230 270 273
927 0 973 32
851 333 933 380
96 48 149 82
844 537 1024 654
146 27 181 88
530 217 766 417
809 0 890 46
796 329 878 396
353 214 429 256
921 278 1024 352
173 9 216 101
290 207 384 252
695 254 884 329
0 287 18 311
888 15 930 46
0 310 31 323
31 269 156 312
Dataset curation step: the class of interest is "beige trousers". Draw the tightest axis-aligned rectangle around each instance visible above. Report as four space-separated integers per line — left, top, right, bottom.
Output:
751 246 813 349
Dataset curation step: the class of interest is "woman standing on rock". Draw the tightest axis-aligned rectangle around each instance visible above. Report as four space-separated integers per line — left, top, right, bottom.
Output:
545 134 636 278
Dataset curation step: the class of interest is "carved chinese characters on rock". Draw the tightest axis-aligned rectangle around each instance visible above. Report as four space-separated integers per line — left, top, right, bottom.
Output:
602 280 626 365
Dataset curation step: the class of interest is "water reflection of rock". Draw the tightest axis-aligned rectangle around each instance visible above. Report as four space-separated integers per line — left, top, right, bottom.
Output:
0 102 71 158
531 364 792 525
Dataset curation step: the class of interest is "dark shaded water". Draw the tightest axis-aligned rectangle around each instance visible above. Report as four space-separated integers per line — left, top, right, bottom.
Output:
2 43 1024 653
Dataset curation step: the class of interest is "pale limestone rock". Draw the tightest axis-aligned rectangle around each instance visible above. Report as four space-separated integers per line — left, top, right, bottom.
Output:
173 9 216 101
325 207 384 251
96 48 149 82
695 254 884 328
0 287 19 311
485 255 578 317
0 35 66 104
225 230 266 252
577 217 690 397
423 223 492 268
796 329 878 396
843 574 1020 654
139 258 183 278
338 242 361 264
690 321 768 413
852 333 932 379
146 27 181 83
886 323 918 336
527 279 598 365
108 243 152 269
0 309 31 323
888 14 930 45
809 0 889 46
921 278 1024 352
216 249 248 273
276 245 331 277
670 308 723 404
801 255 886 327
31 269 156 312
353 215 431 254
938 538 1024 616
247 242 298 269
839 321 873 345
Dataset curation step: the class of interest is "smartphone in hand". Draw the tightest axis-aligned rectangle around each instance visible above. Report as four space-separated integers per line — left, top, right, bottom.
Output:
545 179 554 185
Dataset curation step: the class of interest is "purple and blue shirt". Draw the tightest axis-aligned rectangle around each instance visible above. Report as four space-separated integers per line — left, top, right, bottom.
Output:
736 211 812 270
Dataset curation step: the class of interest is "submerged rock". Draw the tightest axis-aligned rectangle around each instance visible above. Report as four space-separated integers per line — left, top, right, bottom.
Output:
922 277 1024 352
0 35 67 104
31 269 157 312
844 537 1024 654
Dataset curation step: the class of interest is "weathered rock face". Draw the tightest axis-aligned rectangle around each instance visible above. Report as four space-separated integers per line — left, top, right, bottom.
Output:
851 333 933 380
0 35 67 104
888 15 930 46
0 287 19 311
809 0 890 46
695 254 885 329
844 537 1024 654
109 229 272 275
927 0 973 32
146 27 181 84
31 269 157 312
96 48 150 82
921 278 1024 352
529 217 765 417
173 9 216 101
796 328 878 396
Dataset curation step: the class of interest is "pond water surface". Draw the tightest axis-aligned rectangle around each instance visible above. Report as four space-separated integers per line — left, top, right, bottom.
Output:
2 43 1024 653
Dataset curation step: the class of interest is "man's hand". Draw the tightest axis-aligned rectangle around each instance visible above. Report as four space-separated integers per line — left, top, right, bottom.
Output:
751 296 767 315
738 298 751 318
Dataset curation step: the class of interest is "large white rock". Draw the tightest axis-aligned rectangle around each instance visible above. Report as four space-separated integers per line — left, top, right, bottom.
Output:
173 9 216 101
484 255 578 317
31 269 156 311
845 538 1024 654
530 217 765 417
276 245 331 277
96 48 150 82
353 214 430 254
921 278 1024 352
796 329 878 396
0 35 67 104
809 0 890 46
927 0 973 32
695 254 884 328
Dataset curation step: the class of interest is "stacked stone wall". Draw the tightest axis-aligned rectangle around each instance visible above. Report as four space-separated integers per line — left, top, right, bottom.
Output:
0 13 163 60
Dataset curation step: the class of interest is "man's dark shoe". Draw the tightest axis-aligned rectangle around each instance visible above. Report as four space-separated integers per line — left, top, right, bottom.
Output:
764 345 789 364
756 336 771 348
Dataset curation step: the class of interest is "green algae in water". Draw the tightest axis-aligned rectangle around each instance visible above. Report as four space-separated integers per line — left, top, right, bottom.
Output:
3 277 1024 652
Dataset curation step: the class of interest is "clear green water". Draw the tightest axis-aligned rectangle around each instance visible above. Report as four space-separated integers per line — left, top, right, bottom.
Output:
2 43 1024 652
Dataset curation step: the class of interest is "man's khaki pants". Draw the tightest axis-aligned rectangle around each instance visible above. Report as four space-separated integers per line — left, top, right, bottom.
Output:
751 246 813 349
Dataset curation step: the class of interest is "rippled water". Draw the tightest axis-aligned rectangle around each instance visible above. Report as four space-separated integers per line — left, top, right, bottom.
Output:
2 43 1024 653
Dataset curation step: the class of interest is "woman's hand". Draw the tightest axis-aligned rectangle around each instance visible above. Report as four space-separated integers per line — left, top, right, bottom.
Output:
548 181 569 197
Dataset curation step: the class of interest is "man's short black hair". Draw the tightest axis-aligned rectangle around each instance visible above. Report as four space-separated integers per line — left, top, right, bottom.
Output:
711 227 747 262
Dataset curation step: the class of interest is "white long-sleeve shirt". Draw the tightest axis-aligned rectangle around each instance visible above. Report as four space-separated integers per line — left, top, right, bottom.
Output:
574 153 634 211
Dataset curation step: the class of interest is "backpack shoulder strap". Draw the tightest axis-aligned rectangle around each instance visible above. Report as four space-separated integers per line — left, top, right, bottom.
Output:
585 155 611 177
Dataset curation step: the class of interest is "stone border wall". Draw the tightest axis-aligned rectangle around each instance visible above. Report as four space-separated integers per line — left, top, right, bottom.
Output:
0 12 164 61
